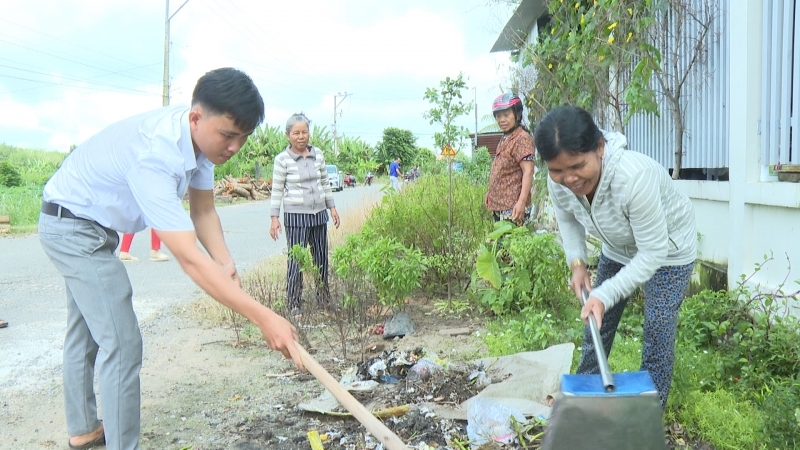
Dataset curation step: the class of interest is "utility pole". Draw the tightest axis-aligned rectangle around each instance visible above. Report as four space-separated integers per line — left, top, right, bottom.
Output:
162 0 190 107
473 86 478 152
332 92 350 157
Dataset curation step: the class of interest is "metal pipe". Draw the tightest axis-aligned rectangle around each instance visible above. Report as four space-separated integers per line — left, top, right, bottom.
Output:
581 289 615 392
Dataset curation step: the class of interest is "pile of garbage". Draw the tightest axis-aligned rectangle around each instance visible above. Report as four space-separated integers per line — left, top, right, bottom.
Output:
356 347 447 384
298 343 575 449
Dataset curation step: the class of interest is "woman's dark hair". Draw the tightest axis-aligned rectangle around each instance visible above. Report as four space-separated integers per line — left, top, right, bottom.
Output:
192 68 265 133
534 106 603 161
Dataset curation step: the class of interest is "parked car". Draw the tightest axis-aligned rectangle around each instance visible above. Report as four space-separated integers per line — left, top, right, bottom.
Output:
326 164 343 192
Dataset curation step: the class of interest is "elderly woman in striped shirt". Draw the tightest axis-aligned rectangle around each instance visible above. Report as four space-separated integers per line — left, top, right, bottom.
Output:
534 105 696 408
270 113 340 318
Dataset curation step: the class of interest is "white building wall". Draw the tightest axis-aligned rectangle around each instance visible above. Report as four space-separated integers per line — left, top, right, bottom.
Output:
676 0 800 296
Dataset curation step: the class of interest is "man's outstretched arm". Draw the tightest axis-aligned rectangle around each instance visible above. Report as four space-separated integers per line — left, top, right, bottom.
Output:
155 228 303 369
187 187 238 281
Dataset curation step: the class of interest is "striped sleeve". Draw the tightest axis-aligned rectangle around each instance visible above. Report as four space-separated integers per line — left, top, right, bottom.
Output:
317 153 335 209
549 177 588 266
591 167 670 309
270 153 288 217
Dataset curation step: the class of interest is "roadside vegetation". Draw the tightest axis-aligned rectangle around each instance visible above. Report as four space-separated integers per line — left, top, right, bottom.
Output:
225 148 798 447
0 144 67 232
5 59 798 447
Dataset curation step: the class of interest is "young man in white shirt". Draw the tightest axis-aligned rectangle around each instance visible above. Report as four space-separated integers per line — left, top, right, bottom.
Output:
39 68 301 450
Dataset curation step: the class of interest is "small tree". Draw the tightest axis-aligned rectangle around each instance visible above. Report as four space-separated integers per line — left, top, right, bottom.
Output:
520 0 716 178
374 127 419 173
0 161 22 187
423 73 474 153
645 0 717 179
521 0 659 129
423 73 474 303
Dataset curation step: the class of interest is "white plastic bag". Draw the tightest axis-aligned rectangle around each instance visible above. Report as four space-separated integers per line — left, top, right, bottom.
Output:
405 357 441 383
466 398 526 448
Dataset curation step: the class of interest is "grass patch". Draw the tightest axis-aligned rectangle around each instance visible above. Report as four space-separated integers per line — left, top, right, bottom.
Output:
680 389 765 450
0 184 45 231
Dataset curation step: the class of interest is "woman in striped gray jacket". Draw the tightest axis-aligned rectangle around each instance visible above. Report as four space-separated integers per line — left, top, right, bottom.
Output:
270 113 340 318
534 106 696 408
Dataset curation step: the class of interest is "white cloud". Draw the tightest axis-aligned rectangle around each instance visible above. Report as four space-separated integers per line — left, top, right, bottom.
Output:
0 0 516 152
0 102 41 131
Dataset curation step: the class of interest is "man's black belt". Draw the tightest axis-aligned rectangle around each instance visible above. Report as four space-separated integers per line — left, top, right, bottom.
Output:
41 201 80 219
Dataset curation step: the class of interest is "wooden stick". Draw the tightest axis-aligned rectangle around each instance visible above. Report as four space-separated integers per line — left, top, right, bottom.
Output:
315 405 410 419
294 342 409 450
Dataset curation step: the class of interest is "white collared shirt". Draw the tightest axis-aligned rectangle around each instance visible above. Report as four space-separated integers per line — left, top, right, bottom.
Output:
42 105 214 233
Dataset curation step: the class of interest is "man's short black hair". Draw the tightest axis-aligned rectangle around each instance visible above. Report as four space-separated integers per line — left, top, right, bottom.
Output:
192 68 264 132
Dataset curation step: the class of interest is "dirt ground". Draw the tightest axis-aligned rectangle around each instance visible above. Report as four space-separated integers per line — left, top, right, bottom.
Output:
2 298 712 450
2 295 492 450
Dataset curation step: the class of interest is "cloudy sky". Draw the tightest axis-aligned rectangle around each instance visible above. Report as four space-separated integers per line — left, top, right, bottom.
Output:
0 0 517 154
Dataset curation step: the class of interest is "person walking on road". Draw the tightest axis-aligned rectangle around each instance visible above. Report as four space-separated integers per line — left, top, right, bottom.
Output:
39 68 302 450
119 229 170 262
389 157 402 191
269 113 340 319
535 105 697 408
485 93 535 226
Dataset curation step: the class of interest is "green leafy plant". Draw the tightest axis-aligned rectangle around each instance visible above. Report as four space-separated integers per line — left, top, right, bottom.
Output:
360 237 427 310
365 174 493 292
759 376 800 449
678 254 800 392
373 127 419 173
332 229 426 311
521 0 716 178
287 244 320 280
485 307 582 356
0 160 23 187
485 309 559 354
521 0 660 127
473 223 573 315
423 72 474 154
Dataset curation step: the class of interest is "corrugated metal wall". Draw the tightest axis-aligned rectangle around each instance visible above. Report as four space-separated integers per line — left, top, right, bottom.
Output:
761 0 799 165
625 0 730 170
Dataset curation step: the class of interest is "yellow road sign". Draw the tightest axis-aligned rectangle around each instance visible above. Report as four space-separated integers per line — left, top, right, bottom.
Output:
440 144 456 157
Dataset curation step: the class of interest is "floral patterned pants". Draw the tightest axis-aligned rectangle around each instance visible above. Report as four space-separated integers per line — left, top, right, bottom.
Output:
577 254 695 408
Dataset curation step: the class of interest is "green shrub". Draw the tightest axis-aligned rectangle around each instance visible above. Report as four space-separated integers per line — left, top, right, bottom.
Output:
679 389 764 450
0 161 22 187
331 229 427 310
759 376 800 449
0 144 65 185
461 146 492 185
365 173 492 291
473 223 573 315
287 244 319 278
679 285 800 391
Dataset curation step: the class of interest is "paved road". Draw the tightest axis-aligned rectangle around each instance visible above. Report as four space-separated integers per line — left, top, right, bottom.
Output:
0 184 381 393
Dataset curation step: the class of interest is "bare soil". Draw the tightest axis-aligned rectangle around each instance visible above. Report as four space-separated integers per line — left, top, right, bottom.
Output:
2 296 490 450
1 292 709 450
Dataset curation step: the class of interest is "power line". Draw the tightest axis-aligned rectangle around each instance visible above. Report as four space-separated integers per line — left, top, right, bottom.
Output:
0 17 162 77
215 0 333 88
197 0 321 87
0 36 157 85
0 81 159 107
0 63 161 97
